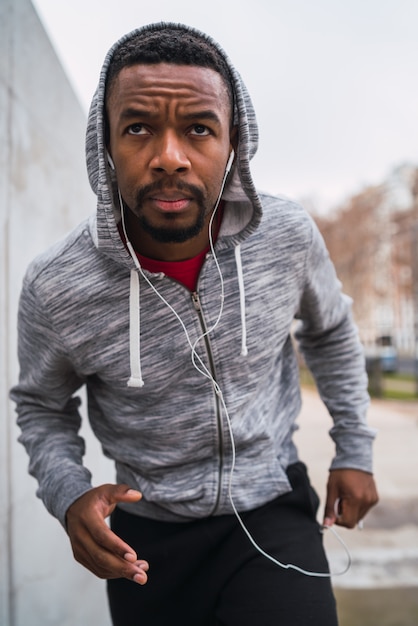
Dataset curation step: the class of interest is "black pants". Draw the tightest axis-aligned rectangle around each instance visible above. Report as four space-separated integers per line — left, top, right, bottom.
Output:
107 462 338 625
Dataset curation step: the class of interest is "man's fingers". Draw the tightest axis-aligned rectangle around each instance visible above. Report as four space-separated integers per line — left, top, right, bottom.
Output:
323 484 339 527
66 484 148 583
90 518 138 561
324 469 378 529
72 523 149 582
77 542 149 583
334 497 360 528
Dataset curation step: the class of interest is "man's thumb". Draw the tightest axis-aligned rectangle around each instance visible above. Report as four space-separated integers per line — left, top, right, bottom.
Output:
323 492 339 528
111 484 142 503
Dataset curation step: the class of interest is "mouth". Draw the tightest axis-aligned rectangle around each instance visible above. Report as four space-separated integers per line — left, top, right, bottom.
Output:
149 195 192 213
135 181 205 218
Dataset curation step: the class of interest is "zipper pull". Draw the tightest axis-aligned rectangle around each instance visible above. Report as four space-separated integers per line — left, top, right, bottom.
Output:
191 291 201 311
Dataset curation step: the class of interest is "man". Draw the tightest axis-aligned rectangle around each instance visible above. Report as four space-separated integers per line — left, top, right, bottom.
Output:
11 23 378 625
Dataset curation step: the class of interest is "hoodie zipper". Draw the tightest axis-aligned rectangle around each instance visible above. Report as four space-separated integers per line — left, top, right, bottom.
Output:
191 291 224 515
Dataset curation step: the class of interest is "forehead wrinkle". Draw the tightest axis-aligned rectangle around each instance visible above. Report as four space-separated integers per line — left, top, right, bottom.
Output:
107 64 231 121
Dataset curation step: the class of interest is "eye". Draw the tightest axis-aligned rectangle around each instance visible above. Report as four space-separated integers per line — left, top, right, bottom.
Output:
190 125 211 136
128 123 149 135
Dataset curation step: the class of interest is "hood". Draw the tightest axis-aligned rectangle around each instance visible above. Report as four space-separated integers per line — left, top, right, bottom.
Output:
85 22 262 261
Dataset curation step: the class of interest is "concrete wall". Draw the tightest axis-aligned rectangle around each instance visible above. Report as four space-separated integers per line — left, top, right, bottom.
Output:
1 1 113 624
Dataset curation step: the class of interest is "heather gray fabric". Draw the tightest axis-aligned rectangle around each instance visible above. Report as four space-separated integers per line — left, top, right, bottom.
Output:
10 23 375 528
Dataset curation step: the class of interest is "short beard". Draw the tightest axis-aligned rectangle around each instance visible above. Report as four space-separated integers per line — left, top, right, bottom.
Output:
132 180 210 244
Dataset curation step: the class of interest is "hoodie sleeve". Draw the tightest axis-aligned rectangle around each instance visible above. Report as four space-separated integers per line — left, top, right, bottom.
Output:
10 275 94 527
294 219 376 473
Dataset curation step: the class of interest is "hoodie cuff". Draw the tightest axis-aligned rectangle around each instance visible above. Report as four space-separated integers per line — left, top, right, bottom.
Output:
39 467 93 529
329 430 376 474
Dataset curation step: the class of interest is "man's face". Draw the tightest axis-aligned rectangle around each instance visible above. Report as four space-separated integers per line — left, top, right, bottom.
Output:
106 63 236 258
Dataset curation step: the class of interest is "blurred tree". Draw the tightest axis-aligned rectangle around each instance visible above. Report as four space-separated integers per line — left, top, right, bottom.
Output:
310 166 418 358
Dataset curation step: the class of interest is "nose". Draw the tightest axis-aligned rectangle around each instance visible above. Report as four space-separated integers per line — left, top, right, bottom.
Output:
150 132 191 175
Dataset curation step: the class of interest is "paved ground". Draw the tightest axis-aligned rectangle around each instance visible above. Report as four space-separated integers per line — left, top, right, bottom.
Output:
294 388 418 588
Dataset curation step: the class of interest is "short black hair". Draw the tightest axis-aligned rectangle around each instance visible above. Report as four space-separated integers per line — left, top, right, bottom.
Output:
105 25 234 111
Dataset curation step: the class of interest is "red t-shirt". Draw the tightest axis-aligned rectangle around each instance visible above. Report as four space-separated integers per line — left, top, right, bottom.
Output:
119 204 223 291
137 247 208 292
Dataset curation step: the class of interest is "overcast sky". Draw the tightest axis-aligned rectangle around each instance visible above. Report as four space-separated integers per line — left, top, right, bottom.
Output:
32 0 418 213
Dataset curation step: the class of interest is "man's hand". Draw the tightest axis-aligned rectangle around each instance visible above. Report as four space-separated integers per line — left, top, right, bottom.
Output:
66 484 149 584
323 469 378 528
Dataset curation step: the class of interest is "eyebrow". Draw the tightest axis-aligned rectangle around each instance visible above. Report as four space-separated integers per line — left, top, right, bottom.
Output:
182 110 222 125
118 107 152 121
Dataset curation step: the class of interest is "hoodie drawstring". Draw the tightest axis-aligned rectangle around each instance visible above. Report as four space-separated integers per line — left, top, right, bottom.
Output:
126 245 248 387
234 244 248 357
127 268 144 388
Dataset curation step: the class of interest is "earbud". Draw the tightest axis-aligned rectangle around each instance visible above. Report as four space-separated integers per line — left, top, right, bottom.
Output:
225 149 235 174
107 151 115 171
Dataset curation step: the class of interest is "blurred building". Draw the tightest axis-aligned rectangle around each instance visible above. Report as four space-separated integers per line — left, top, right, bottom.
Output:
1 1 112 624
313 164 418 360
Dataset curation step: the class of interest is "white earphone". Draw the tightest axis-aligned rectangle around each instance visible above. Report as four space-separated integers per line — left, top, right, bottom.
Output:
107 152 115 171
225 149 235 174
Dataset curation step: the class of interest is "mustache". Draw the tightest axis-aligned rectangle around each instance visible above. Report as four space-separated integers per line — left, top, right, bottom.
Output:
134 180 205 208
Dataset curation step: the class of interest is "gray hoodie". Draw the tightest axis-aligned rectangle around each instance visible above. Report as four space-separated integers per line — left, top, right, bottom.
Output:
11 23 375 528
